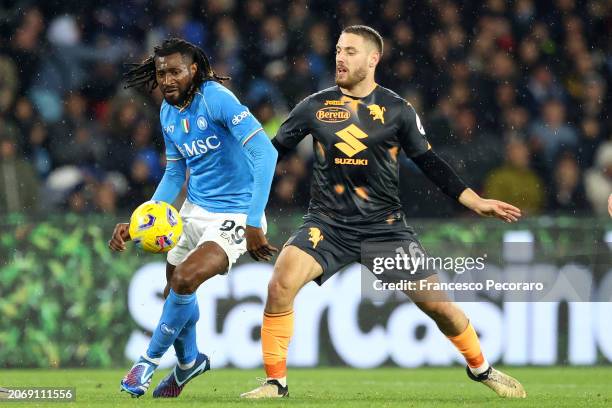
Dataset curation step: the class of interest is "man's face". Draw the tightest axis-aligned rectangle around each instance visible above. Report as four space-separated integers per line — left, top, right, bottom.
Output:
155 52 196 105
0 140 15 159
335 33 378 88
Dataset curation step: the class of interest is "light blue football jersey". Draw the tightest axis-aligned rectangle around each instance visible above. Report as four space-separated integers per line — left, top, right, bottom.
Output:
159 81 263 213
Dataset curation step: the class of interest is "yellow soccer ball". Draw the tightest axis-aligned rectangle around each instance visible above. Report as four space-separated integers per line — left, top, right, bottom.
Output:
128 201 183 253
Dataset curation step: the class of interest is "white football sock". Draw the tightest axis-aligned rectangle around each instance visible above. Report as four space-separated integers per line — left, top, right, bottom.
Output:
269 376 287 388
469 359 490 376
142 354 160 366
178 359 196 370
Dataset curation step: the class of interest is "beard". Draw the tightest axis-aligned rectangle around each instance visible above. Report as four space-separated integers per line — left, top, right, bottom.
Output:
164 88 189 106
335 65 368 88
162 82 194 106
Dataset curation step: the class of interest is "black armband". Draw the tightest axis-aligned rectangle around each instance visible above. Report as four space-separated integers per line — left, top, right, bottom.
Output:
411 149 468 200
272 138 292 160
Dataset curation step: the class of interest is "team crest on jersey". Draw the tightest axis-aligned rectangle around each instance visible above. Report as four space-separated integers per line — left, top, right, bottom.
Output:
197 116 208 130
367 104 386 124
308 227 324 248
316 107 351 123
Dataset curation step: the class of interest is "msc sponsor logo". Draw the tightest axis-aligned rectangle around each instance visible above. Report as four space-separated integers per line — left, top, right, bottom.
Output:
316 107 351 123
232 110 250 125
177 135 221 157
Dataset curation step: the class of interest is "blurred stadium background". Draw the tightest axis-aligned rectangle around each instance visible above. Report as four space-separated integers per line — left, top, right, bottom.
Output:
1 0 611 392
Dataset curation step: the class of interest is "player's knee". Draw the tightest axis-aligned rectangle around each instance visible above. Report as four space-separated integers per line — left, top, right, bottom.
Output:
170 264 198 294
267 278 294 308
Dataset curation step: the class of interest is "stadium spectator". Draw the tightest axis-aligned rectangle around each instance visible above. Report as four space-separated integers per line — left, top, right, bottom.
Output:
547 152 588 213
49 91 107 168
0 55 18 115
585 142 612 216
529 98 578 173
483 137 544 215
24 122 52 179
0 0 608 216
436 107 503 189
0 124 39 214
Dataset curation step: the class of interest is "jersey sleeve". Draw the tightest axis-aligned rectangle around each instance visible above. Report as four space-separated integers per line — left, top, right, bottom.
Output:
274 97 312 148
204 84 263 145
398 102 430 158
162 128 183 161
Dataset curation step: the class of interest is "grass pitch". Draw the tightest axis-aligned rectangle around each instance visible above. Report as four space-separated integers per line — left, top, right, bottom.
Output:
0 367 610 407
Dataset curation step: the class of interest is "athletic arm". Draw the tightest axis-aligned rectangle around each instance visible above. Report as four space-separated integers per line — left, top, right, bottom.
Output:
243 130 278 228
399 101 521 222
272 97 313 160
151 158 187 204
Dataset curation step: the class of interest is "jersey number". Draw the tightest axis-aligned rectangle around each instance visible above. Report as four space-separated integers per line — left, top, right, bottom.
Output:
335 124 368 157
219 220 246 244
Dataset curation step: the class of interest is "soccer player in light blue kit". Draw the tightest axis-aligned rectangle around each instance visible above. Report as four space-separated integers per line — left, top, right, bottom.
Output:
108 38 278 398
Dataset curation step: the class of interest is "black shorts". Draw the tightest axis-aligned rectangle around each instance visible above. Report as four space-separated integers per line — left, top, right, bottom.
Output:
285 211 437 285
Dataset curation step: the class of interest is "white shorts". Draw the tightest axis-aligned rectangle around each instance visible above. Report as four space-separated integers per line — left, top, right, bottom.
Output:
167 200 267 271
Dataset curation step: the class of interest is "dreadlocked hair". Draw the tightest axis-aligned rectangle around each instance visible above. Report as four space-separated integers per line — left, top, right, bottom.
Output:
123 37 229 91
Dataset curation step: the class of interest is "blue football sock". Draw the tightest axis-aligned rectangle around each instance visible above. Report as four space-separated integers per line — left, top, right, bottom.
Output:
146 289 197 360
174 299 200 365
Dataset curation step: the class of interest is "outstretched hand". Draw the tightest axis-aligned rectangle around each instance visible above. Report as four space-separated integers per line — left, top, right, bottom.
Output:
471 198 522 223
108 223 131 251
458 188 522 223
245 226 278 261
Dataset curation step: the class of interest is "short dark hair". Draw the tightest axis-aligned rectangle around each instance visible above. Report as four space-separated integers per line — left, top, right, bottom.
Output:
123 38 228 91
342 25 384 55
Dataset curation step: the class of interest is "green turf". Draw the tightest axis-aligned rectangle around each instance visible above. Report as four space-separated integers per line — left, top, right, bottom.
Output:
0 367 610 407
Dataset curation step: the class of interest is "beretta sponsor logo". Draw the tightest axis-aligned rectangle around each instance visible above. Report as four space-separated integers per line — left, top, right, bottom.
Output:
316 107 351 123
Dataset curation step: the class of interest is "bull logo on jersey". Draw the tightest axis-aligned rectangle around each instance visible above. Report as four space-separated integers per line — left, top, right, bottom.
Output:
308 227 324 249
367 104 386 124
316 107 351 123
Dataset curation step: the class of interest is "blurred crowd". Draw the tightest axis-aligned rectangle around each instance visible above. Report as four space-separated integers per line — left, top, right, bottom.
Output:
0 0 610 217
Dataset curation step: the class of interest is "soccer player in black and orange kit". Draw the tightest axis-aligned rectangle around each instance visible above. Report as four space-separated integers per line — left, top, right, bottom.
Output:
241 25 526 399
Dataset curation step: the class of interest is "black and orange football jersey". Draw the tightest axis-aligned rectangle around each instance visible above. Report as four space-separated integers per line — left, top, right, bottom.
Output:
274 85 430 224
